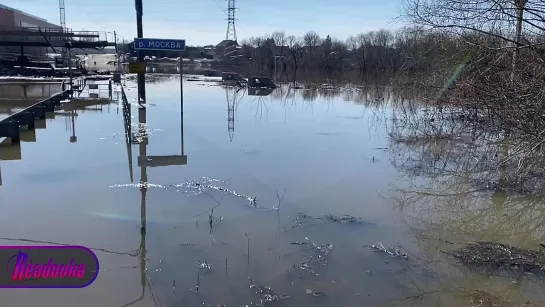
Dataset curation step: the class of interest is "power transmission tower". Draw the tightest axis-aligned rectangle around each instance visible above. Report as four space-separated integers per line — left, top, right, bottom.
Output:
225 0 237 41
59 0 67 67
59 0 66 30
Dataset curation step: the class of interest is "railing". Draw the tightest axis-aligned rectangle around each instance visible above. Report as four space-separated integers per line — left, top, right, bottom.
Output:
0 90 70 144
0 26 109 42
121 85 133 143
120 84 134 181
0 52 53 62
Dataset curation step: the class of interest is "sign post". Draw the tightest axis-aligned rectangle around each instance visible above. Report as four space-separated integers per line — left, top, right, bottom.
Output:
128 62 146 74
133 37 187 160
179 53 184 155
134 0 145 106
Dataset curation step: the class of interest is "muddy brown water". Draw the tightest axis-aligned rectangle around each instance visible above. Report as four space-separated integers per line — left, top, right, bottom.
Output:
0 77 544 307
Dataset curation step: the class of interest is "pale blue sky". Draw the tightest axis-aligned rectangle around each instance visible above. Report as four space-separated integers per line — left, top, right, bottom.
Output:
4 0 403 46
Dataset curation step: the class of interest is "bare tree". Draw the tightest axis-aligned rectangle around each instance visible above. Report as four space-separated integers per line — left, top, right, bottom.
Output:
303 31 321 47
271 31 287 48
286 35 305 84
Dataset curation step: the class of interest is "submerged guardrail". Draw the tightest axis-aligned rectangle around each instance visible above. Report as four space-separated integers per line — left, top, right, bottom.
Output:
0 90 70 144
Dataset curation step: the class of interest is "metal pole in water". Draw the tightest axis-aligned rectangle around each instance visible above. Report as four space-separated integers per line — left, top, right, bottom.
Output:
135 0 146 103
114 31 121 73
70 110 77 143
180 54 184 155
67 44 72 97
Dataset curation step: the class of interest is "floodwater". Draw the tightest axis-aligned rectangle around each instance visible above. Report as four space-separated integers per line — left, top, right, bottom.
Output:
0 76 544 307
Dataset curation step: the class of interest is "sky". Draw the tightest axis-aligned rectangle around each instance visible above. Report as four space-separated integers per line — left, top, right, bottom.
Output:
3 0 404 46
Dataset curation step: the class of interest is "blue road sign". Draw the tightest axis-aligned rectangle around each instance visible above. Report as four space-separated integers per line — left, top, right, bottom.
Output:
134 38 186 51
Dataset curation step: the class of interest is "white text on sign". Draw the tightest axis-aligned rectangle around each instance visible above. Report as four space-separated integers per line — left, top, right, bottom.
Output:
138 40 183 50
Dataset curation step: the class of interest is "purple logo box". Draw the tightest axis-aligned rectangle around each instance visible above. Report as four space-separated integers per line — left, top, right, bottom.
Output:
1 246 99 288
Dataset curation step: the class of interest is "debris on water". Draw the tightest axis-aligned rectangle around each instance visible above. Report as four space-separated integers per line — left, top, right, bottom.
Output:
130 124 163 143
198 261 212 272
451 241 545 274
109 182 166 189
315 132 339 136
210 238 228 245
323 214 363 224
305 289 324 296
293 237 333 276
173 177 258 207
244 149 258 154
248 277 289 304
470 177 539 195
292 213 368 229
367 242 408 260
290 241 307 245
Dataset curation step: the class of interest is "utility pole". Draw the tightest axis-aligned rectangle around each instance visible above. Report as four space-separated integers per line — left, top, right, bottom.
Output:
114 31 121 72
135 0 146 104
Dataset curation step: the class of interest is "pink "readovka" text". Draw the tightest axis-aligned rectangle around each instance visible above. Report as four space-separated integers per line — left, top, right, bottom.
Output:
10 251 86 281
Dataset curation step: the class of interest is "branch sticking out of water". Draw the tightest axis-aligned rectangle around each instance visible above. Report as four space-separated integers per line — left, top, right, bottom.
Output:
245 233 250 266
273 188 287 211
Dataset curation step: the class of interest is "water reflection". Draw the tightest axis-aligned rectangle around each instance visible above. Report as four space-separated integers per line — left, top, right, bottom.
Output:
69 110 77 143
0 82 62 100
386 103 545 306
0 143 21 187
225 87 244 142
129 74 424 106
3 75 545 306
0 97 115 185
248 88 275 97
120 85 188 305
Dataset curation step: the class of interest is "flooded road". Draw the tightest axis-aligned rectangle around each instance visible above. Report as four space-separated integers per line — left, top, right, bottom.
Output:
0 76 544 306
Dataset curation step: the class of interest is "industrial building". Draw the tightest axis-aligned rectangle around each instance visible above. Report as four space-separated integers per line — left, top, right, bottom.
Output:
0 4 62 61
0 4 61 28
0 4 115 73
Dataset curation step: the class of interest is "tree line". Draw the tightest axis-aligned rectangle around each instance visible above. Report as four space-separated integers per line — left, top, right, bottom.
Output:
237 0 545 137
236 27 471 84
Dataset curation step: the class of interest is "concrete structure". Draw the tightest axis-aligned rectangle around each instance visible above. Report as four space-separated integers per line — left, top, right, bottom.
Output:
0 4 60 28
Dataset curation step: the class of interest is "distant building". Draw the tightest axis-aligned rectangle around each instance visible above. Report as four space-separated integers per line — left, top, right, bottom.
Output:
215 40 239 60
203 45 215 59
0 4 60 28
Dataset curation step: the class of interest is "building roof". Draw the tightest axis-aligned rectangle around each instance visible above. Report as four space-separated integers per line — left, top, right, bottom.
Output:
216 40 238 48
0 4 49 23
